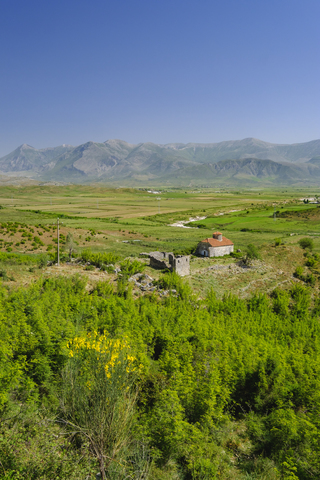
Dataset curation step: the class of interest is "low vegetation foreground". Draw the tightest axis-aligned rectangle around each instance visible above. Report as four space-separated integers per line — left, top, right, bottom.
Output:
1 185 320 479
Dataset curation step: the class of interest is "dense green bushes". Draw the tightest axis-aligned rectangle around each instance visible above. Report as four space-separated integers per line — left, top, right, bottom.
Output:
293 266 316 285
172 243 198 255
80 249 120 267
0 251 38 265
119 258 146 276
1 274 320 478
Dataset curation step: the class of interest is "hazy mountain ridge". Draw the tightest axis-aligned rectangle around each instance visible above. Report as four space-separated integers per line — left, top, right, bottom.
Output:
155 158 320 186
0 144 74 172
1 138 320 185
163 138 320 163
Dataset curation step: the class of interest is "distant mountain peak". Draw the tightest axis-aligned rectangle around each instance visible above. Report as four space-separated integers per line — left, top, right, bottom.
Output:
20 144 35 149
1 137 320 185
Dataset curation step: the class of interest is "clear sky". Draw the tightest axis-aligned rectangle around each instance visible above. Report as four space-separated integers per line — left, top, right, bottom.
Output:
0 0 319 156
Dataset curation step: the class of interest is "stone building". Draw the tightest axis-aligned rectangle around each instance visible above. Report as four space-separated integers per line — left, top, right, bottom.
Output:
149 251 190 276
196 232 234 257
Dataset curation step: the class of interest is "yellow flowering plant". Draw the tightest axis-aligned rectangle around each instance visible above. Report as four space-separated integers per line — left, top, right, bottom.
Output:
66 331 139 382
61 331 148 480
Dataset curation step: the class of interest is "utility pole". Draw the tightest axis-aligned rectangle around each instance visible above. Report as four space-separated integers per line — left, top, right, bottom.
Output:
57 217 60 266
55 217 63 266
274 206 276 221
157 197 161 214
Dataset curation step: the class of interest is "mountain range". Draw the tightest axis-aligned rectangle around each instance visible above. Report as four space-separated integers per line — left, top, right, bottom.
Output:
1 138 320 186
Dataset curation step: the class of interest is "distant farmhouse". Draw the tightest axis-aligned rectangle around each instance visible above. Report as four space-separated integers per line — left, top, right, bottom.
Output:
196 232 234 257
148 251 190 276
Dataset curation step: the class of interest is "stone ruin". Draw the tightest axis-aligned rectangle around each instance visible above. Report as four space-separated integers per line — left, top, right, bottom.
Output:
148 251 190 276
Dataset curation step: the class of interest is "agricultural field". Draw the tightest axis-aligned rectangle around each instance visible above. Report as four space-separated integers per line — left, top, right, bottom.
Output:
0 185 319 298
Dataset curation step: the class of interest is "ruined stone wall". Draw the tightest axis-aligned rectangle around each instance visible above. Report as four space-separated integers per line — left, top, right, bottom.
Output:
149 252 190 275
149 252 172 270
173 255 190 276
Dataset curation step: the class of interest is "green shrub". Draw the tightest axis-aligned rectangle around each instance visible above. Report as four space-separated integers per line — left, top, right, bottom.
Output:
0 269 9 281
274 238 282 246
0 252 36 265
80 249 120 268
306 257 316 267
294 266 316 286
100 264 114 273
298 237 314 250
173 244 197 256
242 243 261 265
85 264 95 271
0 404 91 479
247 243 261 259
155 271 192 299
91 281 114 297
294 266 304 279
192 222 207 229
305 273 316 286
38 254 48 269
230 251 242 258
119 259 146 277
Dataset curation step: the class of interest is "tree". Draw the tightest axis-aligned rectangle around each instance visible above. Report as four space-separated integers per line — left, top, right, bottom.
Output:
65 232 76 261
38 253 48 269
243 243 261 265
298 237 314 251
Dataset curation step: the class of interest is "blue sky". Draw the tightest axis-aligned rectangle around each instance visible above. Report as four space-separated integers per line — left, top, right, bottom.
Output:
0 0 319 156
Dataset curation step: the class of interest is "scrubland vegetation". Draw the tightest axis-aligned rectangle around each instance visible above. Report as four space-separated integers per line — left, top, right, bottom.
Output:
0 186 320 479
2 272 320 479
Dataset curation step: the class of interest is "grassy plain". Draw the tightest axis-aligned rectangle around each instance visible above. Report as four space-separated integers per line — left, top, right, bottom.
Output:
0 184 319 297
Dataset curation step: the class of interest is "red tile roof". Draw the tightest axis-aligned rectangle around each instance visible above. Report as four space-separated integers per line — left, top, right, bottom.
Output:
200 236 234 247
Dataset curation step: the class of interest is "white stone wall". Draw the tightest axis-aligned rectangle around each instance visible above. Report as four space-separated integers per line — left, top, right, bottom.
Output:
209 245 233 257
196 242 234 258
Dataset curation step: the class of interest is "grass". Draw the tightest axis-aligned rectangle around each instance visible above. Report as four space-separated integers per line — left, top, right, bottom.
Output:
0 184 319 297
